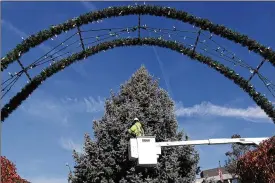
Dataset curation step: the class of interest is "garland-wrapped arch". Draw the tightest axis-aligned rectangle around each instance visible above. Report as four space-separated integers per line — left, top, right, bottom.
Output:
1 5 275 71
1 38 274 123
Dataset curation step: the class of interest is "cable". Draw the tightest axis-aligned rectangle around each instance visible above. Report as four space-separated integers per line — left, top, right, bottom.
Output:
28 29 134 68
200 32 251 68
145 26 198 34
257 74 275 98
145 28 196 40
2 25 275 100
81 27 129 33
1 73 22 99
30 39 81 68
30 32 78 66
197 43 251 69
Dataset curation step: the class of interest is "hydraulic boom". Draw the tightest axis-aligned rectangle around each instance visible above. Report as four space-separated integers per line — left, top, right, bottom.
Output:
128 136 269 167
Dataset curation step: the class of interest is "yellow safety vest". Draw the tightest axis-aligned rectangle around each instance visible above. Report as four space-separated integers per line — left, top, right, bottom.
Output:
128 122 144 136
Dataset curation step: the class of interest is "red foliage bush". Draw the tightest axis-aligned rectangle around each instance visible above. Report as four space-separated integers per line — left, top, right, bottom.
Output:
237 136 275 183
1 156 29 183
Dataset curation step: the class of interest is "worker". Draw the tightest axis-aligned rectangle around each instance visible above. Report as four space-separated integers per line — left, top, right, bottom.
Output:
128 118 144 137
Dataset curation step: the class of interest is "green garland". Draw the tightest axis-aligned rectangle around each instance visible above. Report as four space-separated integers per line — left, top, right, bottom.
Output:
1 38 275 123
1 5 275 71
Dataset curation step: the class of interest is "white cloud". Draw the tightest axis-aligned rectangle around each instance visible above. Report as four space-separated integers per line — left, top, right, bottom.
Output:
175 101 272 123
80 1 97 11
20 91 105 124
84 96 105 113
59 137 83 153
28 177 67 183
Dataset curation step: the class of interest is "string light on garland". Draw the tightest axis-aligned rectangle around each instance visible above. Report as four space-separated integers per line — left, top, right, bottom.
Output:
2 5 275 72
1 17 275 124
209 34 213 39
1 38 274 123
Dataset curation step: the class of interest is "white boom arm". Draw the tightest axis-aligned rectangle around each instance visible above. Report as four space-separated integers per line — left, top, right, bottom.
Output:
128 136 269 167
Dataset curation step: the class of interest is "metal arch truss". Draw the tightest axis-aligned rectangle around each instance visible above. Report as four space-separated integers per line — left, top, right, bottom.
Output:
1 5 275 122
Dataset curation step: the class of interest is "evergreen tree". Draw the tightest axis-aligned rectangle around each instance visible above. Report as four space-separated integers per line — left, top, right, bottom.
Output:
71 66 199 183
225 134 253 178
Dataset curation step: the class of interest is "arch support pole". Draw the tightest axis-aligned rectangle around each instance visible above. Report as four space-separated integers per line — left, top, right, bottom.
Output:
192 29 201 57
16 59 32 81
248 59 266 82
77 26 86 51
138 14 141 39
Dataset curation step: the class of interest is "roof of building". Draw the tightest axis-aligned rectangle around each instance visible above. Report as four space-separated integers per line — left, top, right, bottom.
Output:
200 167 229 178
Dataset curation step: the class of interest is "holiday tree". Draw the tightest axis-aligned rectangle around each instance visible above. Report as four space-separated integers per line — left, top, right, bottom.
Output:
71 66 199 183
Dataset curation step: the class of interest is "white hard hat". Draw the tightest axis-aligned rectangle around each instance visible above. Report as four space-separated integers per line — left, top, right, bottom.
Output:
134 117 139 121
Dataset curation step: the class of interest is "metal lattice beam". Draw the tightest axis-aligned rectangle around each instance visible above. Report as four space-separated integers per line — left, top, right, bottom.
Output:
16 59 32 81
192 29 201 57
248 59 266 82
77 26 86 51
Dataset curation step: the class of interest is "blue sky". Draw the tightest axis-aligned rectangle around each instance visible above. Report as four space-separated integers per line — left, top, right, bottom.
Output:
1 1 275 183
